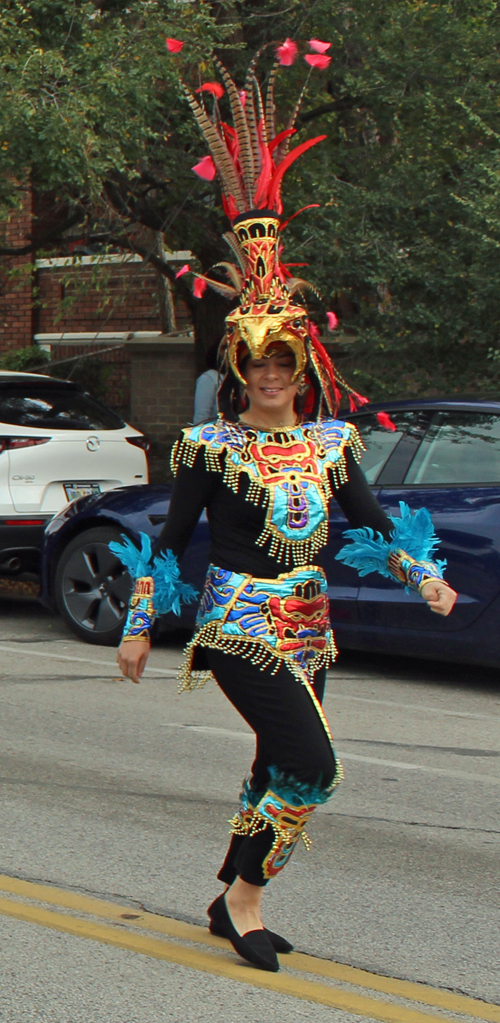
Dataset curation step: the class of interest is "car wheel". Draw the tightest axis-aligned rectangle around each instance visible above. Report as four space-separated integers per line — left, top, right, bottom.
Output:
55 526 132 646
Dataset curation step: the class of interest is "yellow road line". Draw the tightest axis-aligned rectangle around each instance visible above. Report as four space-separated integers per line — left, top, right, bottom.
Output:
0 874 498 1022
0 894 481 1023
0 875 226 947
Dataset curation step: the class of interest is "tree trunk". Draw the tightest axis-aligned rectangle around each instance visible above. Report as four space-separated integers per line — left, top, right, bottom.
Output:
153 232 176 333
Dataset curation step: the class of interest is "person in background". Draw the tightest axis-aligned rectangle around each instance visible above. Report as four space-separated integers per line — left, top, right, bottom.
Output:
193 342 220 424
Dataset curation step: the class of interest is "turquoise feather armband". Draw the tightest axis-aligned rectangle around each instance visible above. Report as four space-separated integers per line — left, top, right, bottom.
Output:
109 532 198 640
335 502 447 594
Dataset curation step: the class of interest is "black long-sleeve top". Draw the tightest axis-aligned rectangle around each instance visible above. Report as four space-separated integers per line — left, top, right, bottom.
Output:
153 419 392 580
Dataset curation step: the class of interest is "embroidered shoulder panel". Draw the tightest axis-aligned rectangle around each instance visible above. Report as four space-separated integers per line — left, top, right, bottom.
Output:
171 418 364 563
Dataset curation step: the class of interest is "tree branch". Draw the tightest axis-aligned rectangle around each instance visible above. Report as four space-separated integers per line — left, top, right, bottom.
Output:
0 209 85 256
298 96 362 126
106 233 196 313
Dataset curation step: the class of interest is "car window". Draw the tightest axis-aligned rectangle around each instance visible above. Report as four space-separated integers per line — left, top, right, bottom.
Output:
404 411 500 485
349 412 421 483
0 384 125 431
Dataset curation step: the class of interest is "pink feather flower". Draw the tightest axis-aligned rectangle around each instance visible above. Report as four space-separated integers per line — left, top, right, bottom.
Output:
191 156 217 181
196 82 224 99
193 278 207 298
165 38 184 53
175 264 190 278
308 39 331 53
326 311 339 330
305 54 331 69
276 38 298 66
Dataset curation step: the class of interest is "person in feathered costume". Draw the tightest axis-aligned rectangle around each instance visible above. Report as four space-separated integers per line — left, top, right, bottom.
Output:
113 41 457 973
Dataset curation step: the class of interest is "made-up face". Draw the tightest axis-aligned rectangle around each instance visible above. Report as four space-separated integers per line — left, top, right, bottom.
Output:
242 344 301 418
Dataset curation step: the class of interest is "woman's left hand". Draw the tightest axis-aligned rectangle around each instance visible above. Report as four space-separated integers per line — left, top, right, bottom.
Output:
421 580 457 616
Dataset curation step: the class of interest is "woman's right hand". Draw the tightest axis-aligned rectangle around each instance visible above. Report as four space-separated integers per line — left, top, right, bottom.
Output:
117 639 151 684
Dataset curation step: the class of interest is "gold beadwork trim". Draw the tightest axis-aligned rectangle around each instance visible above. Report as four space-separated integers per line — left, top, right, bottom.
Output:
171 422 365 566
228 806 314 862
177 620 338 695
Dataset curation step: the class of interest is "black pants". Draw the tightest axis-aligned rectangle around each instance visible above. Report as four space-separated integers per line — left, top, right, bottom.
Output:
205 648 337 886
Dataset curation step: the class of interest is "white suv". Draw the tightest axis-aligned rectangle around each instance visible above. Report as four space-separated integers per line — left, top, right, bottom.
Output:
0 370 149 576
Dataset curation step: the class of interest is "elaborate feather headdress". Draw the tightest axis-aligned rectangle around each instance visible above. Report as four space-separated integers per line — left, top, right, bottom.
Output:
172 39 369 418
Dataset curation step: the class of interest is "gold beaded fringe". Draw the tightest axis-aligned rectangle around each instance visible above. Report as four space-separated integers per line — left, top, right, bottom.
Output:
177 621 338 696
228 805 314 858
171 425 364 566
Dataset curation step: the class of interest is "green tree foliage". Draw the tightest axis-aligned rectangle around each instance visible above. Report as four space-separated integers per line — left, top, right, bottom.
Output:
253 0 500 397
0 0 228 205
0 0 235 352
2 0 500 395
0 344 49 371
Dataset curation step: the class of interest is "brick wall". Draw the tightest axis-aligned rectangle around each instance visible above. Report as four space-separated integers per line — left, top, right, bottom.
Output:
35 262 191 335
0 187 34 350
32 261 194 422
48 342 133 416
0 201 198 443
128 339 196 446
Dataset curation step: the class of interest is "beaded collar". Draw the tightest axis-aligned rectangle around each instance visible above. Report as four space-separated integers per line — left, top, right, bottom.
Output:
172 417 364 563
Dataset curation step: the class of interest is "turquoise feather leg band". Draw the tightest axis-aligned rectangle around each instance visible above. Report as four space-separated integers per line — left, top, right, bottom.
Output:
109 532 198 641
335 502 447 594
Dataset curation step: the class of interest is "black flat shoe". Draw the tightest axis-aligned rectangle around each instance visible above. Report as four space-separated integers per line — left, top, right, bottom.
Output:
207 894 279 972
209 918 293 953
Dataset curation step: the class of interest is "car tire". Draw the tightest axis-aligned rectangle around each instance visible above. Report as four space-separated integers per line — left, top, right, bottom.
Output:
55 526 132 646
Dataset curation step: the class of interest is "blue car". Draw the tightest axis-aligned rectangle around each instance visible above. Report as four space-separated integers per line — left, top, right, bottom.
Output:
40 396 500 668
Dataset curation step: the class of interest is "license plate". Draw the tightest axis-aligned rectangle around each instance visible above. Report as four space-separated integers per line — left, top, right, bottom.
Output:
64 482 101 501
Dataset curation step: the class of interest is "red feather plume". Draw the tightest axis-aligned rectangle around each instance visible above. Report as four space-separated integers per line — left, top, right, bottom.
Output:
308 321 342 410
267 128 297 155
267 136 327 212
376 411 397 431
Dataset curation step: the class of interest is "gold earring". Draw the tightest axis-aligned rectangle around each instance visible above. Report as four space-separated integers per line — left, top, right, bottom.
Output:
297 376 308 395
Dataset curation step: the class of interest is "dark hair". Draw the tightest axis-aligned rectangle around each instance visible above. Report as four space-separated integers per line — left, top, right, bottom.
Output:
205 341 220 371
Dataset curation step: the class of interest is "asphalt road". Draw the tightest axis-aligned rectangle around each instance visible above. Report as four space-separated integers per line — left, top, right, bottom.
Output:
0 590 499 1023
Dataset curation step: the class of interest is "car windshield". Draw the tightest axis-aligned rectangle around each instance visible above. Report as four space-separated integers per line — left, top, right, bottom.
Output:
405 410 500 484
0 384 125 431
348 411 420 483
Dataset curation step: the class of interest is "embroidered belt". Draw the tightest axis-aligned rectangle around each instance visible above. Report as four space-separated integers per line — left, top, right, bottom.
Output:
178 563 338 697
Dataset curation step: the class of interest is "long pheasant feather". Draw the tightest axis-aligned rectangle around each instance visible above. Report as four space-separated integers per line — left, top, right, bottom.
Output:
244 44 269 94
248 71 268 147
275 73 312 164
253 118 274 206
182 85 245 208
265 62 279 141
223 231 247 271
195 273 239 298
211 261 244 291
287 277 323 300
243 84 261 198
213 58 255 204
